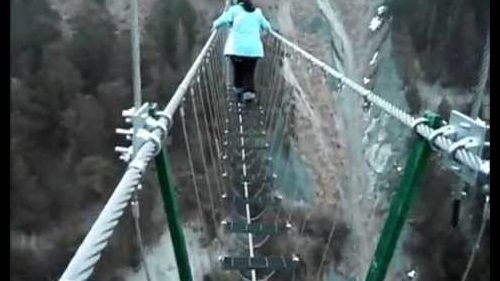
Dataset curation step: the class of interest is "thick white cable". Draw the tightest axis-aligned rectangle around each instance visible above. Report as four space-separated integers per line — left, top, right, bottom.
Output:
60 2 230 280
59 130 162 281
270 31 489 178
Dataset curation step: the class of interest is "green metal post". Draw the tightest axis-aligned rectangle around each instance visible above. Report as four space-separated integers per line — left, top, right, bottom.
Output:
155 147 194 281
364 112 441 281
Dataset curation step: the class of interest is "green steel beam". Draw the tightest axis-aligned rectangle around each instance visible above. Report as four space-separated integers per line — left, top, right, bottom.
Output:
364 112 441 281
155 148 193 281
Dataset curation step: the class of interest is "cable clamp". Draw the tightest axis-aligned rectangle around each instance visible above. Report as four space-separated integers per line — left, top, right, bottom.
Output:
428 125 457 151
136 129 162 156
154 111 173 131
448 137 481 161
145 117 167 136
483 195 490 220
129 158 147 173
115 146 133 163
411 117 428 132
433 110 489 185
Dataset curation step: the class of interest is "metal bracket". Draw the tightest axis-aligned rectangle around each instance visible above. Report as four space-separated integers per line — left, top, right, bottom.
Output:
440 110 488 185
115 103 167 163
428 125 456 151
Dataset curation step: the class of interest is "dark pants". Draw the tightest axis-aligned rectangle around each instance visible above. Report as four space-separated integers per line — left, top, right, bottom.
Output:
230 55 258 93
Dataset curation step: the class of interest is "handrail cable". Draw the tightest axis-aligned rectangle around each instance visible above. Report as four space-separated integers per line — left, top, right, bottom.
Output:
270 31 489 179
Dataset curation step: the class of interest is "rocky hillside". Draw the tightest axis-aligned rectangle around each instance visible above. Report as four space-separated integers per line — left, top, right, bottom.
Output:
256 0 489 280
11 0 489 280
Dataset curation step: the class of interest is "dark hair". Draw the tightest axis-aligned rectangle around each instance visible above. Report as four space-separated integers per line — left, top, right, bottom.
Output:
237 0 255 12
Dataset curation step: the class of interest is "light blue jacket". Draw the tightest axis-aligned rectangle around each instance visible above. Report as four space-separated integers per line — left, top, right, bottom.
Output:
212 4 272 58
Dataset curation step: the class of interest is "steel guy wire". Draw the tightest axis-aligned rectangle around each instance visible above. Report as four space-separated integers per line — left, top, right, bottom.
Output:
202 58 224 139
190 86 218 233
196 74 225 202
471 29 490 119
206 57 229 162
207 59 231 186
256 37 274 106
261 39 282 109
263 48 286 130
200 64 227 195
260 58 284 143
261 39 279 97
130 193 153 281
180 102 205 224
254 87 294 195
129 2 152 277
460 195 490 281
256 36 271 88
206 55 226 135
253 81 292 189
210 49 232 160
315 221 336 280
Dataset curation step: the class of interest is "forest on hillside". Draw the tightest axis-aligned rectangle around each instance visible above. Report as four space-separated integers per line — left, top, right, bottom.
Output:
11 0 204 279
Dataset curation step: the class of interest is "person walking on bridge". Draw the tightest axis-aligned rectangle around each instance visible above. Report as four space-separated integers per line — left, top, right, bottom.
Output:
212 0 273 103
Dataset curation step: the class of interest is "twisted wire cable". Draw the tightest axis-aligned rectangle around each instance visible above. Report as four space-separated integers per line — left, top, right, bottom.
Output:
270 31 489 179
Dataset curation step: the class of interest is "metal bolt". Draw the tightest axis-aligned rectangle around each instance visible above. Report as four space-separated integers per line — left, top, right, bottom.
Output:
119 154 131 162
122 108 134 117
115 146 131 153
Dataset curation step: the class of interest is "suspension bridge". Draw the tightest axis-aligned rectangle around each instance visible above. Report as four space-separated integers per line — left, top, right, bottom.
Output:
58 1 490 281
